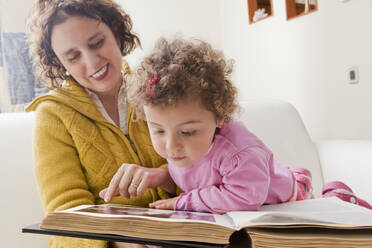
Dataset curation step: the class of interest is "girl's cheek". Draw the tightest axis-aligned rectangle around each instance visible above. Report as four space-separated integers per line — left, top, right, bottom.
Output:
153 140 165 157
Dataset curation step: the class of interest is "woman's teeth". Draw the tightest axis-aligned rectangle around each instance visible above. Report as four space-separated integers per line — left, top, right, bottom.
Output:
92 65 107 78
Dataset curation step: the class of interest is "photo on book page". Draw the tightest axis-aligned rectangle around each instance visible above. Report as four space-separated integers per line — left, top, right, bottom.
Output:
228 197 372 229
76 204 216 222
248 213 333 225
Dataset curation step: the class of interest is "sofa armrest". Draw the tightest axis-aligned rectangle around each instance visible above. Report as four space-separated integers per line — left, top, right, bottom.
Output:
316 140 372 203
0 112 49 248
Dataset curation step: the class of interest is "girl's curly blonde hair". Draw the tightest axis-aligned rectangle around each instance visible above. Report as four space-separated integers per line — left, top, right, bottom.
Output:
26 0 140 89
126 37 238 123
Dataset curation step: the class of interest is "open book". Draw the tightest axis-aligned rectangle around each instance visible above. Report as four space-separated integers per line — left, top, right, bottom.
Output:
31 197 372 247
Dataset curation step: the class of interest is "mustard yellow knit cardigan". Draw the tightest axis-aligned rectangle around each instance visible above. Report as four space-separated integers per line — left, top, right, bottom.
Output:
26 63 170 248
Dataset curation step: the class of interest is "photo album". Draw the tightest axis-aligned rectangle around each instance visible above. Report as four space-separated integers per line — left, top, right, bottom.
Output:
23 197 372 248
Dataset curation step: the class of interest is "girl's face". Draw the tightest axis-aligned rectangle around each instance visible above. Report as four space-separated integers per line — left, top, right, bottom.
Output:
51 16 123 97
144 98 224 167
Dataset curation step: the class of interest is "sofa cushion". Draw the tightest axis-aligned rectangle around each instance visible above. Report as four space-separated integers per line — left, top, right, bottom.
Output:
237 100 324 197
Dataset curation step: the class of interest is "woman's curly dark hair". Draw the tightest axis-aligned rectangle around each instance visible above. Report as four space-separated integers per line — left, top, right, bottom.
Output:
26 0 140 89
126 37 238 123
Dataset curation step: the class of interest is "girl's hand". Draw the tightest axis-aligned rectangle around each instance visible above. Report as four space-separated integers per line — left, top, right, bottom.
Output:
110 241 162 248
149 196 180 210
100 163 175 202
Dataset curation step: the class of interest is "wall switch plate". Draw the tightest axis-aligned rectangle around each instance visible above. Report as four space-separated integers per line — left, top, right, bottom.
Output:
348 66 359 84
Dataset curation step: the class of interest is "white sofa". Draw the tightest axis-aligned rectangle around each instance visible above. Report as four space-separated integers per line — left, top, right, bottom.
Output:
1 99 371 248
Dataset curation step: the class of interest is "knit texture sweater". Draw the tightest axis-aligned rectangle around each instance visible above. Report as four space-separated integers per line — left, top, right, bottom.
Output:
25 61 170 248
170 121 294 214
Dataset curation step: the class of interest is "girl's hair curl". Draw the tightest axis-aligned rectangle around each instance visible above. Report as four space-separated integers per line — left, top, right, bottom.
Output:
127 37 238 123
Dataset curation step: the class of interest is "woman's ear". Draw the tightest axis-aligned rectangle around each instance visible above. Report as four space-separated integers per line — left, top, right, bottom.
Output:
216 118 224 128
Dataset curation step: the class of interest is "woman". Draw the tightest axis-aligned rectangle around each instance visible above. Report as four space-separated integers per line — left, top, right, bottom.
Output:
26 1 173 247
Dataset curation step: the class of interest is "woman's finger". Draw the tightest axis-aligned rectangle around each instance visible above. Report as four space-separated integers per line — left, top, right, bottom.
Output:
128 168 145 197
136 170 150 197
99 188 108 199
104 164 126 202
118 164 136 199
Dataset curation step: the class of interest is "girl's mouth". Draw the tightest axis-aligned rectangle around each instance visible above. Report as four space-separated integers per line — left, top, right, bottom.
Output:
171 156 186 161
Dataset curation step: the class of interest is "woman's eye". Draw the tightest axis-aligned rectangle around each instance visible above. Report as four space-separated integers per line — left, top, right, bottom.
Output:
181 130 196 136
68 53 80 62
90 39 104 49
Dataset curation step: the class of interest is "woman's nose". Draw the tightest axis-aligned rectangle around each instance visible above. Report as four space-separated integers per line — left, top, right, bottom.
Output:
84 51 101 71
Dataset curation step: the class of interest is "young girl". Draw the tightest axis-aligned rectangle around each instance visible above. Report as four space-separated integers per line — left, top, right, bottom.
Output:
121 37 314 214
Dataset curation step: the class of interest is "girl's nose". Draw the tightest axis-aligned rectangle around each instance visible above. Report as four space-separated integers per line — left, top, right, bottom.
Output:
166 134 181 152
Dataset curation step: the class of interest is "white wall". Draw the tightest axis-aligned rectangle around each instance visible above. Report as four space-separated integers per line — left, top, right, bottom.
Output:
1 0 33 32
0 0 35 112
117 0 222 68
5 0 372 140
0 0 221 111
1 0 221 65
219 0 372 140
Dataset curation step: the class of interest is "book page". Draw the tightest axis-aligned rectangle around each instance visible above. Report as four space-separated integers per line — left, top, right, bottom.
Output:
227 197 372 229
60 204 233 228
247 227 372 248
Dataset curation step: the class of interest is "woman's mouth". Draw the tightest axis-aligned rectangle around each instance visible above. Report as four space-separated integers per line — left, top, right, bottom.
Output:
91 64 109 80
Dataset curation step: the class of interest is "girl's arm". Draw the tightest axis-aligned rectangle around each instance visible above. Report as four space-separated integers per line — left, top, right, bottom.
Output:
174 147 272 214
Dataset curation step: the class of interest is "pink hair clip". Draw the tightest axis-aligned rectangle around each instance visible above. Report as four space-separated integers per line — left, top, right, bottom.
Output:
146 73 158 98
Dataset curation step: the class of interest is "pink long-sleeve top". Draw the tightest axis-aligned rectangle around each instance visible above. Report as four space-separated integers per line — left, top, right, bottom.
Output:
168 120 295 214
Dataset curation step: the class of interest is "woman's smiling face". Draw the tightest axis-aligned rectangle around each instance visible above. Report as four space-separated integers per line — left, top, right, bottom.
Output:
51 15 123 96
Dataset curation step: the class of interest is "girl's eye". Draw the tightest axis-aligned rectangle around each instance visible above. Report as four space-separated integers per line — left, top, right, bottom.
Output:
181 130 196 136
153 130 164 135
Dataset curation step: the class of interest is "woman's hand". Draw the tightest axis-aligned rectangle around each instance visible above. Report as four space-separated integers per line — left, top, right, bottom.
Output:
110 241 162 248
100 163 175 202
149 196 179 210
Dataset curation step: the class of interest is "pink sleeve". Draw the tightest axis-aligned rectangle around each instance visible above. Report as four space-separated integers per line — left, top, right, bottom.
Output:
175 147 271 214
